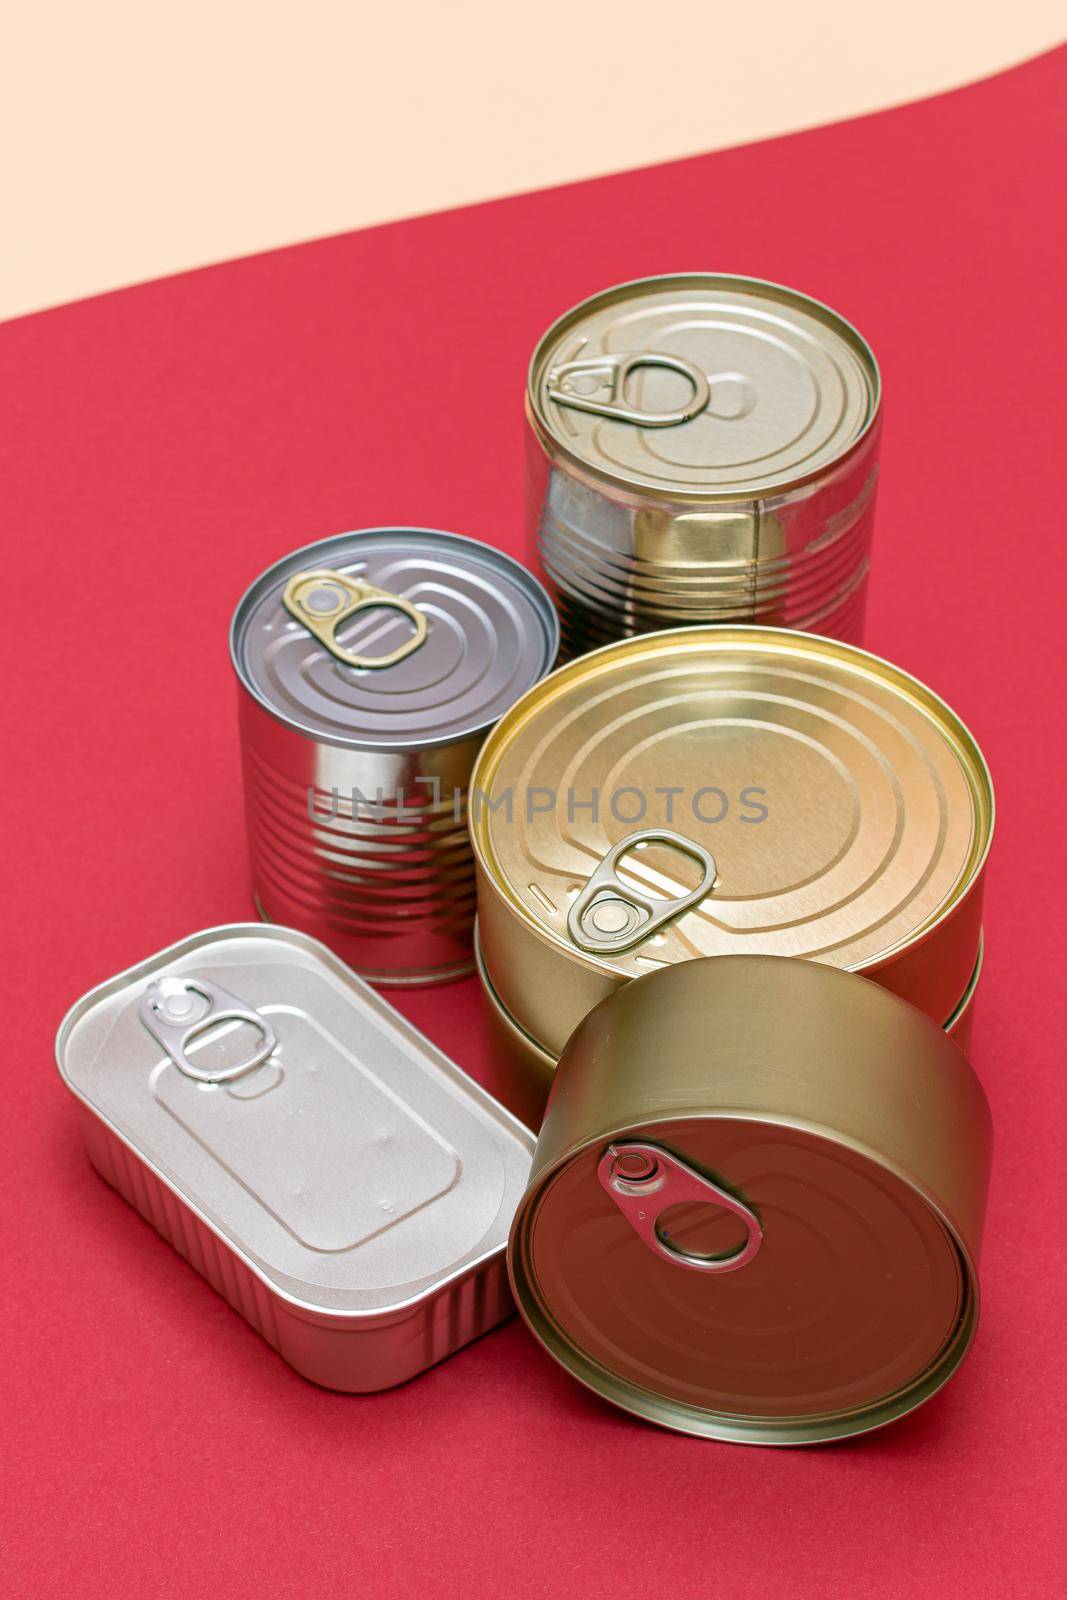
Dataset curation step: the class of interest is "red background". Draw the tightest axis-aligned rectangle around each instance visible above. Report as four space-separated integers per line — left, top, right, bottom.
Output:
4 45 1066 1598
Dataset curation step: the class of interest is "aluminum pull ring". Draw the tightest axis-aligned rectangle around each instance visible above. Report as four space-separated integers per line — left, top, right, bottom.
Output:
566 829 717 954
547 350 711 427
139 978 277 1085
599 1142 763 1274
282 567 428 670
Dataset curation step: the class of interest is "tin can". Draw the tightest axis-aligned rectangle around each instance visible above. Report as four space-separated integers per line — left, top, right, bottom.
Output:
231 528 558 984
508 955 992 1443
475 925 556 1128
526 274 881 657
944 934 983 1054
55 925 534 1391
476 921 983 1123
471 627 994 1056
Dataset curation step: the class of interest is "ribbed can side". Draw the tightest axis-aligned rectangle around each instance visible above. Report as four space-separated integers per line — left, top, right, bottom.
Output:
77 1105 517 1392
229 527 560 984
238 693 480 984
524 323 881 658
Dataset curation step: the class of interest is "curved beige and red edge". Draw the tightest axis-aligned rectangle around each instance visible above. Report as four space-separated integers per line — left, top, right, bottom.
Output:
1 5 1064 320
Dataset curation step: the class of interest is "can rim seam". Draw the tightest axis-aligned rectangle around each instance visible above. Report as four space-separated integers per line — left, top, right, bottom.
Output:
527 272 883 504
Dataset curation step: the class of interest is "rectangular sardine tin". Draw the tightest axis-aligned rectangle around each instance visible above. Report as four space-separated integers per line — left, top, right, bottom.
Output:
55 925 534 1391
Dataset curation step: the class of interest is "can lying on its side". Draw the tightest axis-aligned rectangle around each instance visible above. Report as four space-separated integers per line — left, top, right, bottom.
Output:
508 956 992 1444
231 528 558 985
471 626 994 1077
56 925 534 1391
476 921 984 1122
526 274 881 658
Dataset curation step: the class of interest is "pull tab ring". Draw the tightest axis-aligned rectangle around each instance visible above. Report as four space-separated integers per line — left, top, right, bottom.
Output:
567 829 717 955
599 1142 763 1274
282 568 428 669
139 977 277 1084
547 350 711 428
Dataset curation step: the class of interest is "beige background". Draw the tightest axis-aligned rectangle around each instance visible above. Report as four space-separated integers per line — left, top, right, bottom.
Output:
2 1 1064 322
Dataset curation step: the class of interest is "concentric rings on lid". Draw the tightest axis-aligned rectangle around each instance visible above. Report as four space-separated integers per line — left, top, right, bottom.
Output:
231 528 559 750
528 274 880 498
508 956 991 1444
471 626 993 977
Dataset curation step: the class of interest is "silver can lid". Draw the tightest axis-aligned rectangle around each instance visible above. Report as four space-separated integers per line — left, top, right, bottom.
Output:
528 274 880 499
231 528 559 749
55 926 534 1317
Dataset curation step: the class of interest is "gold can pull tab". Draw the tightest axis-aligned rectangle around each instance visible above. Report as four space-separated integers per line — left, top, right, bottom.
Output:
282 567 427 670
139 977 277 1085
567 829 717 955
599 1142 763 1274
547 349 710 428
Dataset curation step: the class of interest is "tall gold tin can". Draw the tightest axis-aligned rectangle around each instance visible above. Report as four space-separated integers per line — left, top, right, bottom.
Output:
508 956 992 1444
470 627 993 1057
526 275 881 658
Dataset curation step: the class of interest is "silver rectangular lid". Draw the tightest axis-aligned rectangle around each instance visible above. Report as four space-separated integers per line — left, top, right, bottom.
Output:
56 925 533 1320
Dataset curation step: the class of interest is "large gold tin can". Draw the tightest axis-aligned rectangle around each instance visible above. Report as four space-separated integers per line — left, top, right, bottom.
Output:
470 627 993 1054
508 956 992 1443
526 275 881 658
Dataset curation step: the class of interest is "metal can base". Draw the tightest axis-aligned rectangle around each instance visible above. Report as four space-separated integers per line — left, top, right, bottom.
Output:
356 959 477 988
252 896 475 987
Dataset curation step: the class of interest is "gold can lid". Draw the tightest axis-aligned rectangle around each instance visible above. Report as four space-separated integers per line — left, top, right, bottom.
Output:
508 958 987 1443
527 274 880 499
470 628 993 979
